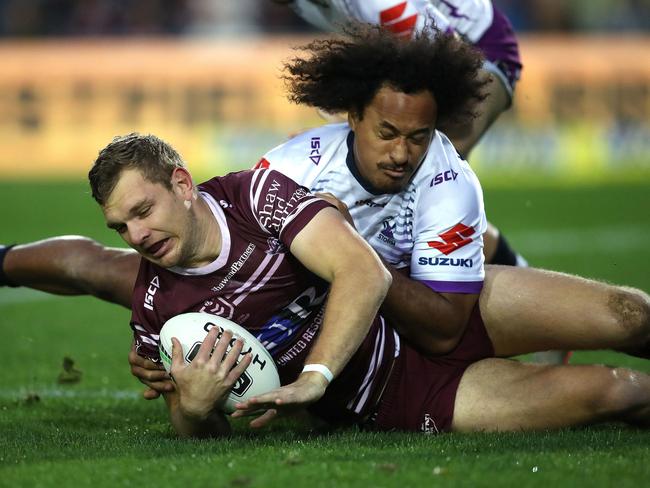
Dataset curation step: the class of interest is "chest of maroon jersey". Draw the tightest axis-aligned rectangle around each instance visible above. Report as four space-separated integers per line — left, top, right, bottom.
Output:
131 169 398 424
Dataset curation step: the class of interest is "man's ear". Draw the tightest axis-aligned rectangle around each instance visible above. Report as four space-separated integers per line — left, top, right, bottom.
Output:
347 110 358 131
171 167 194 199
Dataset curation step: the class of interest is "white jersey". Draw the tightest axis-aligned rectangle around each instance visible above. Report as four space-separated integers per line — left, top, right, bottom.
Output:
289 0 493 43
258 123 487 294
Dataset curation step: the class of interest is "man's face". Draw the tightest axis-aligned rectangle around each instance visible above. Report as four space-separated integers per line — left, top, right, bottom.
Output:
102 168 199 269
349 86 437 193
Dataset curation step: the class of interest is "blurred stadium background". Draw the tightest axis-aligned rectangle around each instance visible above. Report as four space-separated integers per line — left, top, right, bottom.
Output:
0 0 649 183
1 3 649 485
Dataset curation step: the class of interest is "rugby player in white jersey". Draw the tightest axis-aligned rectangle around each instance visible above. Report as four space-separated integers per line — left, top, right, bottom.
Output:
273 0 520 160
272 1 568 363
1 28 649 416
80 132 650 436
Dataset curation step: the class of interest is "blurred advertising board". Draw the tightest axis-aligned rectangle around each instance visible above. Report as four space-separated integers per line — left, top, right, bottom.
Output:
0 35 649 181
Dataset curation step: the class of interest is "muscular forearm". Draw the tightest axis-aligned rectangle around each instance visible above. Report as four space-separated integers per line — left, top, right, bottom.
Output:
164 391 231 438
305 266 391 378
4 237 136 308
380 264 476 355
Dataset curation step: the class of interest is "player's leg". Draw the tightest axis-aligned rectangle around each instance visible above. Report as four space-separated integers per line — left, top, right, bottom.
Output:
482 225 570 364
438 67 510 159
1 236 137 308
452 358 650 432
480 265 650 357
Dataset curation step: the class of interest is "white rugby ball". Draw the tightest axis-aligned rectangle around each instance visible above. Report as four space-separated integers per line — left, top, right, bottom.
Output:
159 312 280 413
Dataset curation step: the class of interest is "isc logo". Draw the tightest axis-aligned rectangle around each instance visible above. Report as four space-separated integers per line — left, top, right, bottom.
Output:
309 137 321 165
430 169 458 186
143 275 160 311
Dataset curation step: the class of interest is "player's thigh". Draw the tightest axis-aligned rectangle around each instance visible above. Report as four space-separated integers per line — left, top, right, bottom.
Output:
480 265 640 356
451 358 624 432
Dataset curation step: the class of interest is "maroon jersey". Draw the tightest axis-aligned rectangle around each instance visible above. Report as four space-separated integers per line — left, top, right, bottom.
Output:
131 169 399 424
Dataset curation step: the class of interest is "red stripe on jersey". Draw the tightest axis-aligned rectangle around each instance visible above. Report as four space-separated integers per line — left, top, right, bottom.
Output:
254 158 270 170
380 2 407 24
386 14 418 36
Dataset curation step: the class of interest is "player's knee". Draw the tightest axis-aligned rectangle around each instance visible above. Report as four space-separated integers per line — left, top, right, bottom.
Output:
607 287 650 342
589 367 649 416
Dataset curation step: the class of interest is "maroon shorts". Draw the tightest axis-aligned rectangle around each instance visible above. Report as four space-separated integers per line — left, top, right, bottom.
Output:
369 304 494 434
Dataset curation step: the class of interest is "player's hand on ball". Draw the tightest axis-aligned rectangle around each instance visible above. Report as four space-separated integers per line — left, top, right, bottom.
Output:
232 371 328 428
128 341 174 399
171 328 252 419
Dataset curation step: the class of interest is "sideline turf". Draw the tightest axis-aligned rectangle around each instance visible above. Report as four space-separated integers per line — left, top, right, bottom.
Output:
1 180 649 487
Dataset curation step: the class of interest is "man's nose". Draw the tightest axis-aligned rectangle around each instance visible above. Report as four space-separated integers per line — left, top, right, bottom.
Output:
127 221 150 247
390 138 409 165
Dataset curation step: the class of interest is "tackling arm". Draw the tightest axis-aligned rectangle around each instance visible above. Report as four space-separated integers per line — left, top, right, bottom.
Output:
2 236 137 308
380 264 478 355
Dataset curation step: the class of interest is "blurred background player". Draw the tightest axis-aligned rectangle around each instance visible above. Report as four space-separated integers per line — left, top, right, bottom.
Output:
272 0 520 160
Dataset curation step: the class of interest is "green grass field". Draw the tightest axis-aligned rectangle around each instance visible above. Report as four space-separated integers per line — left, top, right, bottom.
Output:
1 179 649 487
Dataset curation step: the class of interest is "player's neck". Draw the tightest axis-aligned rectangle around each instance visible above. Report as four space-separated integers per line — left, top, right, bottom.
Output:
187 195 222 267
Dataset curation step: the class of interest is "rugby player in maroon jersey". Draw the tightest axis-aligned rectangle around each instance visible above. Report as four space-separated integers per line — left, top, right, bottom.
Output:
95 134 650 435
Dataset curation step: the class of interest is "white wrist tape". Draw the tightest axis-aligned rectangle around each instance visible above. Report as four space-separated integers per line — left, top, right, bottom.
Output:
302 363 334 383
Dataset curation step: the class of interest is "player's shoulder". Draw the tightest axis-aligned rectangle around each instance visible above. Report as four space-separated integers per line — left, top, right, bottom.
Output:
262 123 350 174
414 130 468 179
413 131 483 207
198 169 279 200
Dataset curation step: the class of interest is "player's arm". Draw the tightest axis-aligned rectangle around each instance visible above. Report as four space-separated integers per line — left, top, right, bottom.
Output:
381 165 487 355
1 236 137 308
291 206 391 377
163 328 252 438
379 265 478 355
234 207 391 426
316 188 482 355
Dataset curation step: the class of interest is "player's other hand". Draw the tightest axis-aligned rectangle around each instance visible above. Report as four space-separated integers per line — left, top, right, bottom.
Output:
171 328 252 419
128 340 174 399
231 371 328 428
